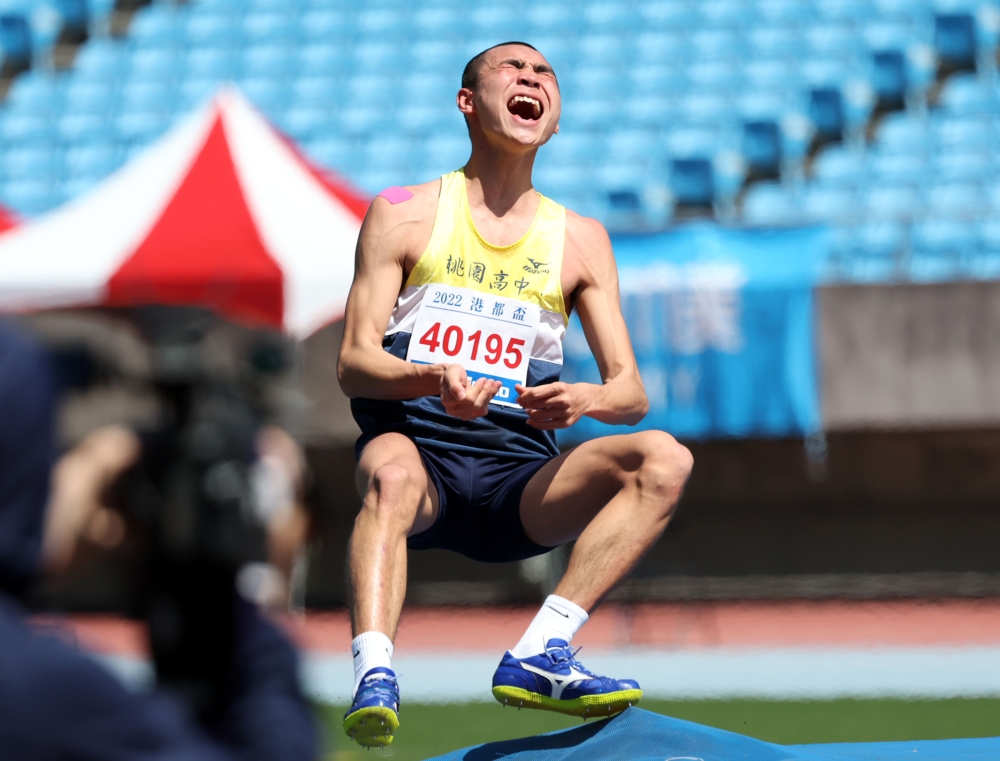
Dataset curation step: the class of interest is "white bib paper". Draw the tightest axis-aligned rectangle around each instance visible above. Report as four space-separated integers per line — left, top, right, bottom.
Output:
406 283 539 407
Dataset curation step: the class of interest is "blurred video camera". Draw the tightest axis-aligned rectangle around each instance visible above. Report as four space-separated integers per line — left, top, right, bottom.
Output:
56 305 293 720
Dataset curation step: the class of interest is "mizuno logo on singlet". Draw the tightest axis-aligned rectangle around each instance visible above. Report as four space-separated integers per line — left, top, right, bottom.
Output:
519 662 590 700
523 258 550 274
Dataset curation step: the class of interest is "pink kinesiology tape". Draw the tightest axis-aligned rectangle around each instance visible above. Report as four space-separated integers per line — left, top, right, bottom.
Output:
378 186 414 204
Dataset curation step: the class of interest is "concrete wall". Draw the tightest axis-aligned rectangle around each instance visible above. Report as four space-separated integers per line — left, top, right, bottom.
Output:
821 282 1000 430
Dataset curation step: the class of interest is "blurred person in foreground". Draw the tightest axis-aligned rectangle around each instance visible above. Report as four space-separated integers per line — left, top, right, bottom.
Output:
338 42 693 747
0 320 318 761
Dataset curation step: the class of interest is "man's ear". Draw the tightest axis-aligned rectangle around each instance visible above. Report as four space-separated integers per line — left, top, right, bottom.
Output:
457 88 476 119
554 123 559 134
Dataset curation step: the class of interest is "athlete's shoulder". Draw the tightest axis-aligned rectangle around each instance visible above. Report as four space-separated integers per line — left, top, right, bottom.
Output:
365 178 440 228
563 208 613 260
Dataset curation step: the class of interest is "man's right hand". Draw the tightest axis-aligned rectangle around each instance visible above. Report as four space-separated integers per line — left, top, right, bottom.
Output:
440 364 501 420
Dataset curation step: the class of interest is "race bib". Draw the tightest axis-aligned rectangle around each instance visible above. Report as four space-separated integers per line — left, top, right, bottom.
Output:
406 283 539 408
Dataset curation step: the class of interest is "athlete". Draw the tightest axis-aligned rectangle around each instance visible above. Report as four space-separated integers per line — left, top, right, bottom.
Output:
337 42 694 748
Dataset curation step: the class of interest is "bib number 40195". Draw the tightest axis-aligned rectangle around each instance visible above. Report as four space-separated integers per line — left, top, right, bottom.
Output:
405 284 540 408
418 323 525 370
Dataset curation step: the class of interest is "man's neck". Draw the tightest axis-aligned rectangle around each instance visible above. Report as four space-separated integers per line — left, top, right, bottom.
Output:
463 142 538 219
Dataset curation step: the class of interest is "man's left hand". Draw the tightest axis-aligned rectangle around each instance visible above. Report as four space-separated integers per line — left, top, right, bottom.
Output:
515 382 594 429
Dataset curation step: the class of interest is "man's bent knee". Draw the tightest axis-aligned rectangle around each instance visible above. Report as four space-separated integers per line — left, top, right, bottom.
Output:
359 463 423 530
630 430 693 513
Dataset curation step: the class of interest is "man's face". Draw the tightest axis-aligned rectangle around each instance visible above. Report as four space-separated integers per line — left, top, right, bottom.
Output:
460 45 561 150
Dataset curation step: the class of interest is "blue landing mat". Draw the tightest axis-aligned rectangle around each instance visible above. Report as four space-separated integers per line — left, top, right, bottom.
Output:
428 708 1000 760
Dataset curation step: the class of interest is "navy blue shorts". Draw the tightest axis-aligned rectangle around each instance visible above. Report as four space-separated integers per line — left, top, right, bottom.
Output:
407 447 556 563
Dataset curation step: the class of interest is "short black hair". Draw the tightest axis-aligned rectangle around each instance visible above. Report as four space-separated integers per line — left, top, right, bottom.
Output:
461 41 539 91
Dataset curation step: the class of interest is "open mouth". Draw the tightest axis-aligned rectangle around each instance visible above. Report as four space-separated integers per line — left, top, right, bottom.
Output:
507 95 542 120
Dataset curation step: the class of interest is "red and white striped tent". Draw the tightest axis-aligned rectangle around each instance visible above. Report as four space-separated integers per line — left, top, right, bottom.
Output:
0 88 369 336
0 203 19 234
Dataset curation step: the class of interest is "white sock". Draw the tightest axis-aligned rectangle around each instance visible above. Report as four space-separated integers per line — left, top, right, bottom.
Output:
351 631 394 698
510 594 589 659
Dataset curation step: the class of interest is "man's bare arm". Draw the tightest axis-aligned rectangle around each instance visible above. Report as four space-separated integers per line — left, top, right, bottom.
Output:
516 216 647 428
337 196 445 400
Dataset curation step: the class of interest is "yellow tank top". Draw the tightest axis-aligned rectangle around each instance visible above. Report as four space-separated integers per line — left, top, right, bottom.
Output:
405 169 568 323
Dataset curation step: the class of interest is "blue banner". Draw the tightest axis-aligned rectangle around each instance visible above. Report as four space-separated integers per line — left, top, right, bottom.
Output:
558 224 830 443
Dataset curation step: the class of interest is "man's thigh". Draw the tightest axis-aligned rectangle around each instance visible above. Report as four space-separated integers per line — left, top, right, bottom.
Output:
518 433 655 548
356 433 440 537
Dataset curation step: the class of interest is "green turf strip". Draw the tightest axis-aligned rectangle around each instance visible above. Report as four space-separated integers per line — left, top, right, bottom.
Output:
317 698 1000 760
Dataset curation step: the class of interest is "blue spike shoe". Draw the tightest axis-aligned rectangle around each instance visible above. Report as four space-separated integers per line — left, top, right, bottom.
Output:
343 667 400 748
492 639 642 718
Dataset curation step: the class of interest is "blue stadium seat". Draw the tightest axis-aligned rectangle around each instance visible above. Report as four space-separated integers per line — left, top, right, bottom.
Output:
129 48 185 82
939 73 1000 117
869 151 928 183
665 128 721 158
74 38 128 81
0 178 56 216
525 5 586 36
628 64 686 96
741 120 782 178
756 0 818 26
186 13 243 49
121 81 177 114
933 117 993 151
62 81 118 118
583 2 640 34
803 185 861 221
128 7 187 49
851 220 905 281
742 60 800 95
623 95 679 128
337 106 392 138
865 183 921 218
636 0 698 30
606 129 665 164
808 87 846 142
299 9 353 43
634 31 688 65
0 112 54 143
750 27 807 61
578 33 628 65
64 143 122 180
3 145 61 182
533 164 591 199
195 0 246 12
699 0 757 31
244 12 300 45
353 169 407 196
910 219 973 281
360 134 414 172
560 66 620 101
933 151 993 182
741 181 798 225
816 0 878 23
669 157 715 207
535 133 596 167
6 73 63 117
396 104 444 136
353 41 400 71
242 44 298 79
240 77 288 118
114 109 171 144
876 113 931 154
970 218 1000 278
289 75 336 108
805 25 865 63
299 43 348 76
411 40 464 75
186 48 241 81
559 99 608 129
926 182 985 216
871 50 908 110
57 112 111 144
277 105 335 142
687 61 742 96
935 12 978 72
0 13 32 77
419 134 468 173
678 94 731 127
300 136 357 173
812 146 868 187
689 29 742 63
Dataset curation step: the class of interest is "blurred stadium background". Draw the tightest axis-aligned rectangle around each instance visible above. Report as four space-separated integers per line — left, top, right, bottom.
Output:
4 0 1000 758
